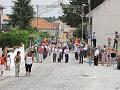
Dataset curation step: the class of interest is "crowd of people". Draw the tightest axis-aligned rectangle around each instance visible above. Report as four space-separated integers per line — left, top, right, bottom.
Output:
0 31 119 77
0 54 11 76
36 41 71 64
73 31 120 68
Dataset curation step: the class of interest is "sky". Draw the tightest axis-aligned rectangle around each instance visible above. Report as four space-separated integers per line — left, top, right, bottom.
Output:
1 0 69 17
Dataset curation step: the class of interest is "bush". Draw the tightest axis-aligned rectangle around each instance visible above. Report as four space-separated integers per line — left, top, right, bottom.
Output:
0 29 29 48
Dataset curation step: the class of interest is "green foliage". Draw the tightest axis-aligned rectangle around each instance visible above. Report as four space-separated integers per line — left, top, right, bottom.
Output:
73 24 87 40
39 32 50 38
0 29 29 48
10 0 34 29
60 0 105 27
44 16 59 22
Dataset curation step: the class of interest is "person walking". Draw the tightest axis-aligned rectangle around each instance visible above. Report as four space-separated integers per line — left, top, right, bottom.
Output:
25 52 34 76
43 45 48 59
14 51 21 77
38 44 44 63
106 49 111 67
83 42 88 58
61 46 65 60
0 54 5 76
92 32 97 48
6 55 11 71
52 47 58 62
94 48 99 66
101 50 107 66
64 47 70 63
113 31 119 50
58 47 62 63
111 49 117 67
79 47 84 64
74 46 78 60
48 45 52 56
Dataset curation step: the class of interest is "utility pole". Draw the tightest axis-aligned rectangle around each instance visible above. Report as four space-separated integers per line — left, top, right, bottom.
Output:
88 0 92 46
81 5 84 42
37 4 39 31
81 4 87 42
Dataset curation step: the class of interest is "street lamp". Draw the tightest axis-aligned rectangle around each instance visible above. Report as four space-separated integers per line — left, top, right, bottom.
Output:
88 0 92 46
81 4 87 41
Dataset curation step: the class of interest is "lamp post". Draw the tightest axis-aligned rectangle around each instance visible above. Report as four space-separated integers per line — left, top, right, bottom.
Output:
81 4 87 42
88 0 92 46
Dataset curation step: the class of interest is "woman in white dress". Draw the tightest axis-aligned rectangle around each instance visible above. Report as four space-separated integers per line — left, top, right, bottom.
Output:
6 55 11 71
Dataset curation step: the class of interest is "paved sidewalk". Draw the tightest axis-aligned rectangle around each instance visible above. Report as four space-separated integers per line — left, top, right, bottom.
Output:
0 52 119 90
0 60 25 81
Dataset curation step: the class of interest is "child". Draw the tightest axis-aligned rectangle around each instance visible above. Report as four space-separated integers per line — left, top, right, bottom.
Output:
0 54 5 76
88 56 93 66
6 55 11 71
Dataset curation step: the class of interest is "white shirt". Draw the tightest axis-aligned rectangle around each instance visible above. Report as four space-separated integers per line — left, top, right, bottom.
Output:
26 56 33 65
64 49 69 54
59 49 62 53
93 34 96 39
6 57 11 65
95 49 99 56
83 44 88 51
74 47 78 52
53 48 58 53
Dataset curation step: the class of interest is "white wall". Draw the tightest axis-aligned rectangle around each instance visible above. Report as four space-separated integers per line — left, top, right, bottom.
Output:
8 46 25 67
91 0 120 46
0 9 3 29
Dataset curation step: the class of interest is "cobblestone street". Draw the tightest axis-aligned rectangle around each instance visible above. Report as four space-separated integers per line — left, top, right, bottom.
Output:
0 52 120 90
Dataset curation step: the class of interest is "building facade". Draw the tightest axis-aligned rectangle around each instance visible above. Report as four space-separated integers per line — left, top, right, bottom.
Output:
88 0 120 46
0 5 5 30
31 17 58 36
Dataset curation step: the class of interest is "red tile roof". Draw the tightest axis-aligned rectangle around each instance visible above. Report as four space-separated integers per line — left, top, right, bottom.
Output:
51 22 60 30
31 17 56 30
3 15 11 21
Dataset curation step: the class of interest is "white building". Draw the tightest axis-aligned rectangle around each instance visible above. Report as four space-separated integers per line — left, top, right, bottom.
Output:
88 0 120 46
0 5 5 29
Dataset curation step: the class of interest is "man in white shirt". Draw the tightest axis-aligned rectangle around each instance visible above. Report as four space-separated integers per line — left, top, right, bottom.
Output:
92 32 96 48
113 31 119 50
74 46 78 60
94 48 99 66
64 47 70 63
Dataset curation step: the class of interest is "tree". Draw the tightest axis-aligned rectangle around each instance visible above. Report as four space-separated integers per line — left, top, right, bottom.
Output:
60 0 105 27
44 16 59 22
0 29 29 48
10 0 34 29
